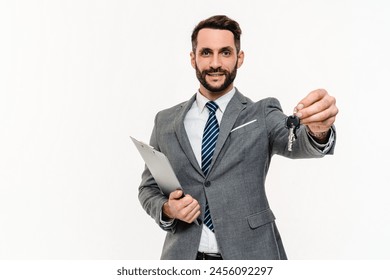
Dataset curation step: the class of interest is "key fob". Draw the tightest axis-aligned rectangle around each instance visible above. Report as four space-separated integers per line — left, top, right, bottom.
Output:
286 115 300 129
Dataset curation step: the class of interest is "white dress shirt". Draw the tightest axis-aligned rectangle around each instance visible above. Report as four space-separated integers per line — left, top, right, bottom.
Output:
183 88 236 253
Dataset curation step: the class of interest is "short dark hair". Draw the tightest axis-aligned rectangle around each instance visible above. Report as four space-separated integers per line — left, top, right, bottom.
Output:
191 15 242 52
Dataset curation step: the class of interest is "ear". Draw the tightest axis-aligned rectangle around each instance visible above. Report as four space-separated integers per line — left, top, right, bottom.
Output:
190 51 196 69
237 50 245 68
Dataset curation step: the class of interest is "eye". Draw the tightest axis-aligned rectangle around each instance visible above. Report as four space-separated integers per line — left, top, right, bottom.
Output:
201 50 211 56
222 50 231 56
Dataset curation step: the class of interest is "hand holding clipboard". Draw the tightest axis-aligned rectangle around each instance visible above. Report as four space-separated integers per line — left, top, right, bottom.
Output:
130 136 200 225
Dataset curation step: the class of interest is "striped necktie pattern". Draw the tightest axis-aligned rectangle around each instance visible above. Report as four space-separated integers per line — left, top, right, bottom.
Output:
201 101 219 232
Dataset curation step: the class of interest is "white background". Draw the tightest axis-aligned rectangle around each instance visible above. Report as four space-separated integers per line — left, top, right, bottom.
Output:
0 0 389 260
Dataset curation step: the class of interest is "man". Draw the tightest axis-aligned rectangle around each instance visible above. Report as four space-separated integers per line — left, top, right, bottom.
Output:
138 15 338 260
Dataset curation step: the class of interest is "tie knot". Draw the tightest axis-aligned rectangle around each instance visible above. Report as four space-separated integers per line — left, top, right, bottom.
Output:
206 101 218 114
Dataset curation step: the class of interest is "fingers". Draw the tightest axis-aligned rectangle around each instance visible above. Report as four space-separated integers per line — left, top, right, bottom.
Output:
305 116 337 133
294 89 338 130
182 198 201 223
175 195 200 223
167 193 201 223
299 106 338 125
295 88 328 110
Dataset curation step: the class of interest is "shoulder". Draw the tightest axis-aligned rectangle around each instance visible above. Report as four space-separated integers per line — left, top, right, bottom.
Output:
234 89 281 109
247 96 283 114
255 97 282 108
157 101 186 117
155 95 196 122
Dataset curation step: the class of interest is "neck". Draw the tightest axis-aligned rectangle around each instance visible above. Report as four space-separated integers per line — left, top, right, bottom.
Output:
199 84 234 101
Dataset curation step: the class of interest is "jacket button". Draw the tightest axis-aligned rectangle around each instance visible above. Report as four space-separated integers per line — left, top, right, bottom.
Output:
204 181 211 187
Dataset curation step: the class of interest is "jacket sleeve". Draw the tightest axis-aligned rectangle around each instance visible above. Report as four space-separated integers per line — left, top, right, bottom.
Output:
138 112 176 232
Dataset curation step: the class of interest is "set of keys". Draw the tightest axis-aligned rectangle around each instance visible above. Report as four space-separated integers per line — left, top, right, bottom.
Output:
285 115 300 152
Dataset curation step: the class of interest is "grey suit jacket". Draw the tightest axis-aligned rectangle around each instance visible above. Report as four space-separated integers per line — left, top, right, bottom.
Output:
138 89 335 260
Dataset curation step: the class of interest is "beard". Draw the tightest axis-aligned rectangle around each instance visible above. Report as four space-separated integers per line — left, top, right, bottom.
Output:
195 62 238 93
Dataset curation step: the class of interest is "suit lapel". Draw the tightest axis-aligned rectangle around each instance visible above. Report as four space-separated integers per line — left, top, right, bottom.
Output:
209 90 248 175
173 90 248 178
174 94 204 177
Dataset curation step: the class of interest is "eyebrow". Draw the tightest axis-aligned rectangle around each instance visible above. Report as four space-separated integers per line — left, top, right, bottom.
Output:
199 47 212 53
220 46 234 52
198 46 234 53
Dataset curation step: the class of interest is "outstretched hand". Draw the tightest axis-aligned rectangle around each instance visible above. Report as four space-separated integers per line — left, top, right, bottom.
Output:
294 89 338 135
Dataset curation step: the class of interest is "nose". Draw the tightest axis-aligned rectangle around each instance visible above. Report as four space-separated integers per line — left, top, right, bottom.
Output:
210 53 222 69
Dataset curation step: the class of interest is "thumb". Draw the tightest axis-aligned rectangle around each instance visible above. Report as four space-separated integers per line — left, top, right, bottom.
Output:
169 189 183 200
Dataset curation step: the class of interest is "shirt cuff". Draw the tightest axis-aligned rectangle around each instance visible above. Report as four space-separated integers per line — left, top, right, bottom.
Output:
306 126 335 154
160 210 175 228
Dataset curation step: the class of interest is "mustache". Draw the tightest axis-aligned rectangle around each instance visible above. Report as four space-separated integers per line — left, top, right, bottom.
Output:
204 67 228 75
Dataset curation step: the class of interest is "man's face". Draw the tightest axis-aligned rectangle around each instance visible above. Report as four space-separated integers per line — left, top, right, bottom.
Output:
191 28 244 99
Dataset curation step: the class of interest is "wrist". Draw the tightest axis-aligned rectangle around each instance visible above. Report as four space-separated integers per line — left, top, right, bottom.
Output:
306 127 330 144
162 202 174 219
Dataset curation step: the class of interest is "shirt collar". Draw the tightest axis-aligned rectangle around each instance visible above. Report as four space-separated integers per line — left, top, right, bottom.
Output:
195 87 236 114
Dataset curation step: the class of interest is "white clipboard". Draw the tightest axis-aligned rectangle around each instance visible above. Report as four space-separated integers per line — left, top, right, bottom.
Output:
130 136 182 196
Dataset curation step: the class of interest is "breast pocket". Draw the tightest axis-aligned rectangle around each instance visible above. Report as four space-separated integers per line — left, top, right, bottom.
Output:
230 119 259 135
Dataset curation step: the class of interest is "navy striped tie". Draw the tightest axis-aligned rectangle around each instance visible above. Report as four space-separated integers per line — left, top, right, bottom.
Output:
202 101 219 232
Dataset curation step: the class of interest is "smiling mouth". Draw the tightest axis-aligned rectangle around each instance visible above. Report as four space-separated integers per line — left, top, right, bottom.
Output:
207 73 224 77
